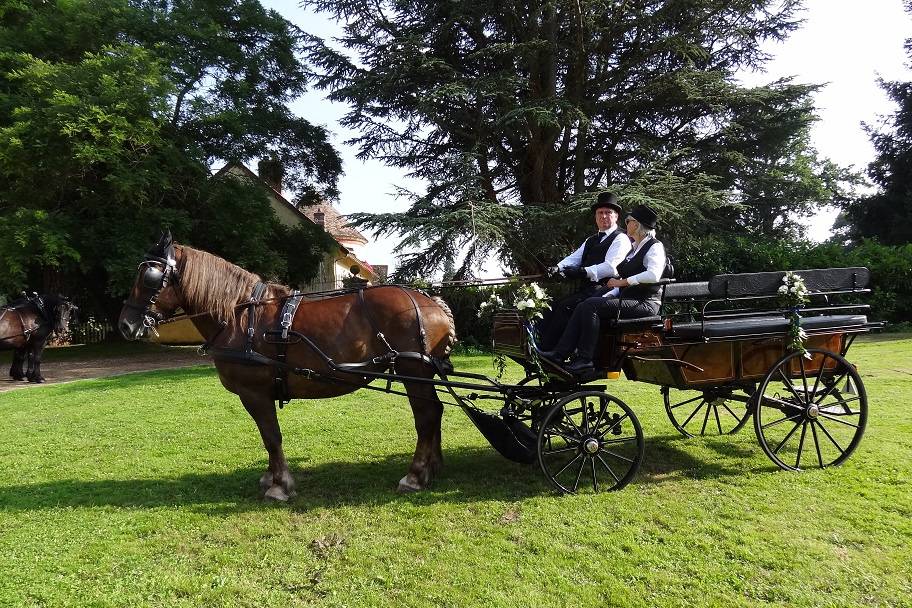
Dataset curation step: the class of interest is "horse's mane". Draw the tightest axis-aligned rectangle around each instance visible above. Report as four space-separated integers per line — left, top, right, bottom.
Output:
177 246 285 325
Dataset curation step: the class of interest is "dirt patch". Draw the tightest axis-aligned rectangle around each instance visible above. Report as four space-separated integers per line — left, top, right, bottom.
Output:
0 348 212 393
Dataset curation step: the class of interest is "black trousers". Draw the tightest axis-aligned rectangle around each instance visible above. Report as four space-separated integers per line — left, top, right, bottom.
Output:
537 284 605 350
553 296 660 360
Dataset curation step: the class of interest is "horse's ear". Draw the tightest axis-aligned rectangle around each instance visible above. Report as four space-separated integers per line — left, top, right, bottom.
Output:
159 230 173 249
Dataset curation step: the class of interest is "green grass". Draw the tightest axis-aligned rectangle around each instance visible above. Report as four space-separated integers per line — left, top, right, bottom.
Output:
1 337 911 607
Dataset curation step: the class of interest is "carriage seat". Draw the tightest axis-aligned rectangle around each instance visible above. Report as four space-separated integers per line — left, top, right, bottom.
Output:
669 314 868 339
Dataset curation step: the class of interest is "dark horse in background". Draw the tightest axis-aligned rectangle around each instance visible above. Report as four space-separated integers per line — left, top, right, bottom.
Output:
118 233 456 501
1 294 78 383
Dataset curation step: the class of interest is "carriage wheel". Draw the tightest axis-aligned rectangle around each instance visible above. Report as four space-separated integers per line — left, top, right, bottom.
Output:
662 386 753 437
754 348 867 471
537 391 644 493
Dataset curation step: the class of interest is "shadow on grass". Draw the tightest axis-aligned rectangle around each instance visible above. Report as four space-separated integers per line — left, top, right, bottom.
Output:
0 435 774 514
637 434 778 485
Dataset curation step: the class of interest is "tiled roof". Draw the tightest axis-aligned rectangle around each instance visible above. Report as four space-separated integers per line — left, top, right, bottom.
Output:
300 204 369 245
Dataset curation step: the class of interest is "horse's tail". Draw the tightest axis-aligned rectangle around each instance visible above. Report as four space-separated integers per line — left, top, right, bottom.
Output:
430 295 457 368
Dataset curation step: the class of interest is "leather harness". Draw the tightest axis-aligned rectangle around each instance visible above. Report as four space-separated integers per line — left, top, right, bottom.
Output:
209 283 434 409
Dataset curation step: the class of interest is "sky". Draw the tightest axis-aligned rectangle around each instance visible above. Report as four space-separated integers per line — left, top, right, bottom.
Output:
261 0 912 272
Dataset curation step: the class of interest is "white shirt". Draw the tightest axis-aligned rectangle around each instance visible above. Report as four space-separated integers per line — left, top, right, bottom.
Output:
557 229 632 282
606 238 666 298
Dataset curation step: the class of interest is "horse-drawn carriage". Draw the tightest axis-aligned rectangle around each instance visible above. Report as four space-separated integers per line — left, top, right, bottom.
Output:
488 266 878 492
119 233 879 499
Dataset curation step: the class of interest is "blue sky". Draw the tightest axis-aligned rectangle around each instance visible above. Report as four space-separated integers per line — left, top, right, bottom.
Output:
261 0 912 272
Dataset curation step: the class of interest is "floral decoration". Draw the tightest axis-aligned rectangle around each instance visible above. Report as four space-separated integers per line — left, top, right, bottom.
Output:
778 271 812 359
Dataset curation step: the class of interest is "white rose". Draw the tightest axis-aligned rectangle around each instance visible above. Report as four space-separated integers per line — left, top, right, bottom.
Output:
516 300 529 310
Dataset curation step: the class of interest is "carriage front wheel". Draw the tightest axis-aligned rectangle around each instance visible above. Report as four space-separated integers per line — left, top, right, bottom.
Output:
537 391 644 493
754 348 867 471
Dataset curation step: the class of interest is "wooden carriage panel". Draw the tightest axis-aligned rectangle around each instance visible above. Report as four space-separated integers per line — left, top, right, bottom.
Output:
622 357 678 386
740 338 785 379
619 331 664 351
492 311 527 358
672 342 736 384
787 333 843 375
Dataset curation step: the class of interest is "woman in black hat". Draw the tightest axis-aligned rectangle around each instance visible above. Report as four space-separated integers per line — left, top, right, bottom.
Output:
538 191 632 349
541 203 667 375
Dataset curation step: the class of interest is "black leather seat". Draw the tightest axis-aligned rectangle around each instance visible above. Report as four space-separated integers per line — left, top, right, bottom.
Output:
669 314 868 339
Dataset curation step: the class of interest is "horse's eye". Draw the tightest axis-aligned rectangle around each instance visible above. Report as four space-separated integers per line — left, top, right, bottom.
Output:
142 267 164 289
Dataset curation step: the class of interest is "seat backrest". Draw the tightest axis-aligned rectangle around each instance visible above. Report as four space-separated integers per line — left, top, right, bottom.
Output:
708 267 870 298
662 281 710 300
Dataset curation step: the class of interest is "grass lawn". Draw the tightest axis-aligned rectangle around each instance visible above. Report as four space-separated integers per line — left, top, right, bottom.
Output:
0 335 910 607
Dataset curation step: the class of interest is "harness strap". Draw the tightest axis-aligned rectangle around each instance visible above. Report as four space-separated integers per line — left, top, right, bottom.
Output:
358 288 397 360
244 282 268 354
273 291 304 408
398 286 428 354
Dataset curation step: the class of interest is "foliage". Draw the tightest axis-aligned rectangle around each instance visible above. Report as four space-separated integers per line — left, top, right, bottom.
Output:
0 338 911 606
305 0 843 276
0 0 341 313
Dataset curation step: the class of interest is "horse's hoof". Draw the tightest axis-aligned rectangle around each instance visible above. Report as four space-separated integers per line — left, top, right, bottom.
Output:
10 376 24 381
28 377 45 384
397 475 424 493
264 485 290 502
259 471 274 491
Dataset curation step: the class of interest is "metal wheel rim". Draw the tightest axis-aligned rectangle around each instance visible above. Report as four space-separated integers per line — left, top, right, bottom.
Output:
537 391 645 493
753 348 867 471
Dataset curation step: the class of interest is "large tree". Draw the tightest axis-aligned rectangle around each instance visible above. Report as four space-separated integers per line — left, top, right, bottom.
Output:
841 31 912 245
0 0 340 311
305 0 841 276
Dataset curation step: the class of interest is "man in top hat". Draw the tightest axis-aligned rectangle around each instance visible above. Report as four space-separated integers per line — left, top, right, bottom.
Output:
542 203 668 375
538 191 632 350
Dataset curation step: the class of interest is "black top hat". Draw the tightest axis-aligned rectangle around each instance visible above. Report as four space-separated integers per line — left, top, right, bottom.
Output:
629 204 659 229
590 191 622 214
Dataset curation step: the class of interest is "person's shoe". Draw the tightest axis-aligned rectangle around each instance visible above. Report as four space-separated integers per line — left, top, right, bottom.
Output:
566 357 595 375
538 350 568 363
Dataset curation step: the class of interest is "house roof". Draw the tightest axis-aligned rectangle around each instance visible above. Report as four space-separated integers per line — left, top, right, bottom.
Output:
213 162 377 279
299 204 369 245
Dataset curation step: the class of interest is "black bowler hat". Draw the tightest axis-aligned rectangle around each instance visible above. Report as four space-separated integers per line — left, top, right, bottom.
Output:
629 204 659 229
590 191 622 214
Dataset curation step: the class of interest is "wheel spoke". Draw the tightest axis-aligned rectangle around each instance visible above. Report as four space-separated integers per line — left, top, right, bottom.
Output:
713 403 723 434
601 449 635 464
542 445 578 456
596 454 620 483
593 398 608 429
810 353 829 399
553 453 583 478
601 436 639 447
817 412 860 429
761 393 805 412
762 412 802 430
720 401 741 421
679 400 706 430
590 458 599 492
670 395 704 409
700 400 712 435
798 354 810 405
772 420 803 454
811 419 824 468
571 456 586 492
581 397 590 434
795 421 809 469
777 368 806 404
820 396 862 410
813 370 850 404
548 429 581 445
814 419 847 456
596 413 630 439
562 405 582 434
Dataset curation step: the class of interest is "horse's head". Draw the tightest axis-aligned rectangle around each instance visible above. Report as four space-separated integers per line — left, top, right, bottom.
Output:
118 231 182 340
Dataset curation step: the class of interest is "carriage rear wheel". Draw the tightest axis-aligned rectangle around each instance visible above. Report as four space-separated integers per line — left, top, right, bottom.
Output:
753 348 867 471
662 386 753 437
537 391 644 493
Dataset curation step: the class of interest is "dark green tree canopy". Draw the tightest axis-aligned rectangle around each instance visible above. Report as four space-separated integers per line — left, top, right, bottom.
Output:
304 0 841 276
0 0 342 309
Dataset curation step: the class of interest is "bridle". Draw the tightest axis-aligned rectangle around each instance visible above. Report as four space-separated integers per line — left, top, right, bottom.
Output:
122 250 180 336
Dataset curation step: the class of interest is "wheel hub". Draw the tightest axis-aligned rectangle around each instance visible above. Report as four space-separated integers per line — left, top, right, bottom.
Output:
583 437 600 455
806 404 820 419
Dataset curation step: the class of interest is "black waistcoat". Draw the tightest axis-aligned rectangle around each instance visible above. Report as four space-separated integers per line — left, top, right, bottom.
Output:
580 229 626 269
617 238 663 301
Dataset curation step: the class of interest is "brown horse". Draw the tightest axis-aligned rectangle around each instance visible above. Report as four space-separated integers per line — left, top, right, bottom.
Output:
1 294 77 383
118 233 456 501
